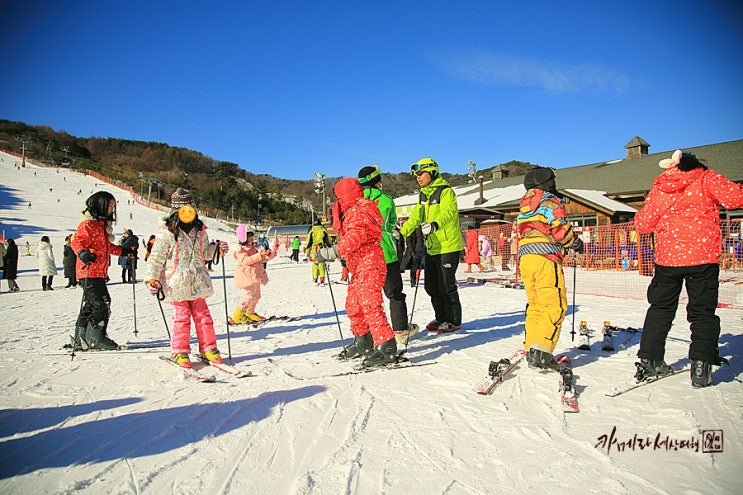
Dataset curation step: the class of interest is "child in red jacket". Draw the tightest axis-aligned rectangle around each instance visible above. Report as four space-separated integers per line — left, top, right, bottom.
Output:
317 178 397 367
70 191 130 350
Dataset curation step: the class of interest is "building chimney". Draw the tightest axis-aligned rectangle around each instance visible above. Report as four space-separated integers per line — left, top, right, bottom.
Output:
491 165 509 181
474 176 485 205
624 136 650 159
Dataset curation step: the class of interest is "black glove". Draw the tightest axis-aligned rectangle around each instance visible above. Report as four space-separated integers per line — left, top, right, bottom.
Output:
78 250 97 265
571 237 584 254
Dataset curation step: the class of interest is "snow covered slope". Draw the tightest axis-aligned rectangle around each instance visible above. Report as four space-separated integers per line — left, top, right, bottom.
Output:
0 152 741 494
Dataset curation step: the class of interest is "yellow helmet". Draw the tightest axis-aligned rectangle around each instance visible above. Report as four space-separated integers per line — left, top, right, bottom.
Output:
410 157 439 176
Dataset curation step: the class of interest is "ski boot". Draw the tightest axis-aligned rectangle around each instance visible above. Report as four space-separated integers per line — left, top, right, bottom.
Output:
436 322 461 334
338 332 374 360
202 348 224 365
577 321 591 351
362 338 397 368
488 358 511 379
634 358 672 383
84 322 120 350
69 325 87 351
232 308 248 325
172 353 192 368
691 359 712 388
425 319 441 331
526 348 559 371
394 324 420 345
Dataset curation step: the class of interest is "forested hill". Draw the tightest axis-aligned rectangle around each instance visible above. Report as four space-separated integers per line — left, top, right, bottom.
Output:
0 119 538 224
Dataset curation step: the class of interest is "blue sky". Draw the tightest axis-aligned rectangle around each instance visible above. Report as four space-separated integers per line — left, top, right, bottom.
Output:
1 1 741 180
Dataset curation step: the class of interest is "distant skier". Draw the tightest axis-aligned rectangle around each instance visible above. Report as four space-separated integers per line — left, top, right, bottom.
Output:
36 235 57 291
290 236 301 263
2 239 20 292
62 235 78 288
306 219 330 285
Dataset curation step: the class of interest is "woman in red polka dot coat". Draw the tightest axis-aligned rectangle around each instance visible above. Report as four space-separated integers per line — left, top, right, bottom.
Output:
633 150 743 388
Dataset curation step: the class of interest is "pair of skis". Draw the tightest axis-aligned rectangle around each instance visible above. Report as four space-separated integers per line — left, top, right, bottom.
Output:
160 354 252 382
267 351 436 380
577 322 640 352
228 315 299 326
474 349 579 413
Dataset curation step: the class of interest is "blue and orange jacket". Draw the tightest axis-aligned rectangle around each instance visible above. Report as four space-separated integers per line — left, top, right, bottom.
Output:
516 189 578 263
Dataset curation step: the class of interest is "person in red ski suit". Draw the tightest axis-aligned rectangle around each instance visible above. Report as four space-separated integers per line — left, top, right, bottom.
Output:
463 226 483 273
317 177 397 367
634 150 743 387
70 191 130 350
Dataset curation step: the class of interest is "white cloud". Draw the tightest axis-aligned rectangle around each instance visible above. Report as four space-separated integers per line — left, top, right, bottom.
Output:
433 51 632 94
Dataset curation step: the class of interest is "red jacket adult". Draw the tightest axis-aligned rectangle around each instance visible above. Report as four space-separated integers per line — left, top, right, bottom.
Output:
464 229 480 264
635 167 743 266
71 213 123 279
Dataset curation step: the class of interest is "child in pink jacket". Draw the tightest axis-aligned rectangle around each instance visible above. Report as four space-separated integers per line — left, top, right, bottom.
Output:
232 224 275 324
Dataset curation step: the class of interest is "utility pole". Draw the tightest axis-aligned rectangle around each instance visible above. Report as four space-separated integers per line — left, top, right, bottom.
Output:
467 160 477 183
314 172 326 219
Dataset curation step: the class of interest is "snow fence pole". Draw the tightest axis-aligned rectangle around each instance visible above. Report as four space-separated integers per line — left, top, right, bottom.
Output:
325 264 348 356
216 241 233 365
570 256 577 342
131 257 138 337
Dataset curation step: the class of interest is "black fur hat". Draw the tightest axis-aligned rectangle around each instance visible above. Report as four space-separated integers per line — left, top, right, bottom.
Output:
524 167 557 194
85 191 117 221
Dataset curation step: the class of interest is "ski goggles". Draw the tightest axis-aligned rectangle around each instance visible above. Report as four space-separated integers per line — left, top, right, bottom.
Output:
410 158 438 175
358 165 382 184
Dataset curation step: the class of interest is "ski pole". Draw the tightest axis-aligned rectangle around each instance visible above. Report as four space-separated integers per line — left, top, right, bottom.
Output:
325 263 348 356
215 241 233 365
71 263 91 361
405 263 423 349
156 287 171 340
570 255 577 342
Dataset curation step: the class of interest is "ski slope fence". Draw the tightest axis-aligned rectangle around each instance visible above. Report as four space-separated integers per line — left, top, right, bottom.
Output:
477 221 743 310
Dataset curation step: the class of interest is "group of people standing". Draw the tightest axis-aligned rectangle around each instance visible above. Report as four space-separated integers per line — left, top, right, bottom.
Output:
26 148 741 389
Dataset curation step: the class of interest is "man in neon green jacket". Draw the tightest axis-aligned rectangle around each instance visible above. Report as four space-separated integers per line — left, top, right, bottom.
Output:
399 158 464 333
358 165 418 344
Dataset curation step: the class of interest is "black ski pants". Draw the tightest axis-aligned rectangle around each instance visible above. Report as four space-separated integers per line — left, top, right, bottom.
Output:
424 251 462 326
638 263 722 364
75 278 112 330
384 260 408 332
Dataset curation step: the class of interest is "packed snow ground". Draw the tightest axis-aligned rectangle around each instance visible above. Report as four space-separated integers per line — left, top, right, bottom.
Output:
1 152 741 495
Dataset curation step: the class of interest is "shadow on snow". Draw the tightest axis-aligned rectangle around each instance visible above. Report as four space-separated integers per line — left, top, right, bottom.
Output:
0 385 326 479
